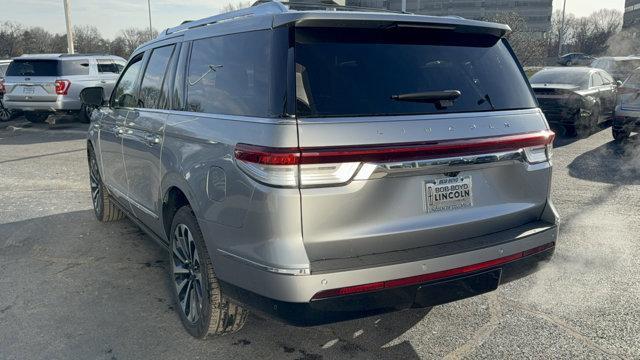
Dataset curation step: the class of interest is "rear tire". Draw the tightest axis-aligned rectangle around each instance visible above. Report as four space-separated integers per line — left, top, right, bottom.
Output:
88 147 124 222
24 112 49 123
574 106 599 139
612 127 631 143
169 206 248 338
0 104 11 122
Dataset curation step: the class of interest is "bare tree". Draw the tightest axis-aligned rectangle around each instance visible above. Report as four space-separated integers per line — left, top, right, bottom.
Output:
0 22 25 58
21 27 55 54
116 28 158 57
483 12 547 66
74 25 109 54
222 1 251 12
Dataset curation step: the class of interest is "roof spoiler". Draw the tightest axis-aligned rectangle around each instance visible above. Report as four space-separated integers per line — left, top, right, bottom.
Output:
161 1 287 37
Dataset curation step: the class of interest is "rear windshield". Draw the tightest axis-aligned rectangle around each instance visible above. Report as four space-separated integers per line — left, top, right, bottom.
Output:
294 27 537 118
7 60 59 76
530 70 589 89
6 59 90 76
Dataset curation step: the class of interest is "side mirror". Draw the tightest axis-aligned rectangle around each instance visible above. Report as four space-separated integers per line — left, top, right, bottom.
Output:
616 80 624 87
80 87 105 107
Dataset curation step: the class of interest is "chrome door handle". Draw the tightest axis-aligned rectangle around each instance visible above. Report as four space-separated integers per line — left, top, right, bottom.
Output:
100 80 107 84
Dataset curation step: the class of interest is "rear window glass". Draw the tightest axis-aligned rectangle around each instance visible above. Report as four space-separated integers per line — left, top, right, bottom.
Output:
185 29 287 117
625 73 640 89
530 70 590 89
294 27 537 118
60 60 90 75
6 60 59 76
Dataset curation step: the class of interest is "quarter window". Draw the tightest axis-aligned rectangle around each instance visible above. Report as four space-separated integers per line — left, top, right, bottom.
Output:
112 55 144 108
186 31 271 117
139 45 175 109
97 59 119 74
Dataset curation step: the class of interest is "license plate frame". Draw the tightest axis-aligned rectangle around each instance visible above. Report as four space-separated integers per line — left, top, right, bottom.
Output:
22 86 35 95
424 176 473 213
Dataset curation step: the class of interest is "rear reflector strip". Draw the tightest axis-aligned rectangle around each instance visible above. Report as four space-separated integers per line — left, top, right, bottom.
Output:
311 242 555 300
235 130 555 165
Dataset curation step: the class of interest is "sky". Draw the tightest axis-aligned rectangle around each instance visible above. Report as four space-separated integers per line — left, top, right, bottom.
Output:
2 0 627 39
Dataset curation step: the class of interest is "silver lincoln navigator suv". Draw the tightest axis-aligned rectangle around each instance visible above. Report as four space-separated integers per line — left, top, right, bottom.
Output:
82 2 559 338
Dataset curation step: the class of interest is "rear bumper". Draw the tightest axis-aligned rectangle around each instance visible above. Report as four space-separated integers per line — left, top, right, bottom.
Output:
215 221 558 325
4 98 81 112
220 244 555 326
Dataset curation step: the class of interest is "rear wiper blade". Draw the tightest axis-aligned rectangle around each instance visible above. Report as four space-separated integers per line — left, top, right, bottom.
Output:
391 90 461 103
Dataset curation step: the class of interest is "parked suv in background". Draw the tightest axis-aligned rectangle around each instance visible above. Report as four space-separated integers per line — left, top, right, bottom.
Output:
3 54 125 123
82 2 558 338
0 59 12 121
612 67 640 141
591 56 640 81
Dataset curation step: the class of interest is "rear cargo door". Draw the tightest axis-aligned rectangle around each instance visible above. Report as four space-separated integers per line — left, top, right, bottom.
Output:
621 72 640 111
294 26 553 265
4 59 59 103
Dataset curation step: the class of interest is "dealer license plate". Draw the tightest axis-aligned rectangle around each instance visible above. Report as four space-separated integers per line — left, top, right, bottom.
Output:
424 176 473 213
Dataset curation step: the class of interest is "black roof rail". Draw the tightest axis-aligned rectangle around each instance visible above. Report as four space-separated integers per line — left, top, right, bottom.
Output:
269 1 406 14
59 53 112 57
161 1 287 37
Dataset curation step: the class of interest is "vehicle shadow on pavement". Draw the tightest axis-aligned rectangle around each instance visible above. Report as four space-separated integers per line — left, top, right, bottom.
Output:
0 209 428 359
0 119 89 146
551 122 612 149
567 135 640 185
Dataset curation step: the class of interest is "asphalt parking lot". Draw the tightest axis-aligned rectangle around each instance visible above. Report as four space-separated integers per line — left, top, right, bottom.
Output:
1 119 639 360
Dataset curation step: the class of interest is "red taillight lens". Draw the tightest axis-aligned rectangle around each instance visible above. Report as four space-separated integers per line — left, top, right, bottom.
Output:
312 242 556 300
55 79 71 95
234 130 555 187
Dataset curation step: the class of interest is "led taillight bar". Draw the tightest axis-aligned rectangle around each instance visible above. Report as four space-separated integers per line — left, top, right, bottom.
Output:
235 130 555 165
311 242 556 300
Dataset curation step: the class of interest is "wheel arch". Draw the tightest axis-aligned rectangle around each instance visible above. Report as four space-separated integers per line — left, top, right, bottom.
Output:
161 173 200 241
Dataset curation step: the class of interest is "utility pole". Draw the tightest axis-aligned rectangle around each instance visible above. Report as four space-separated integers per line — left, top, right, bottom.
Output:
147 0 153 35
558 0 567 57
63 0 75 54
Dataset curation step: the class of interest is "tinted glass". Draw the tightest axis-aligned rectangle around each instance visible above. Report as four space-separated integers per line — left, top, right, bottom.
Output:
295 27 536 118
172 43 189 111
112 55 143 108
0 64 8 77
60 60 90 75
186 30 286 117
592 73 604 86
530 70 590 89
139 45 175 109
601 72 614 85
624 72 640 88
97 59 118 74
6 60 59 76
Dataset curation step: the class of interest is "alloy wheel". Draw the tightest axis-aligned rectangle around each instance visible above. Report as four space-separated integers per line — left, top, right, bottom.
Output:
171 224 204 324
89 154 103 213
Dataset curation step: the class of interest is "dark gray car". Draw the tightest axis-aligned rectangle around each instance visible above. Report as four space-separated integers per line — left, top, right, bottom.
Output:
83 2 559 338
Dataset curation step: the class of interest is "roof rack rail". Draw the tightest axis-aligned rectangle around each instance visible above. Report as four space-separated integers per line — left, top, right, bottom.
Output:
162 1 288 36
59 53 111 57
273 1 405 14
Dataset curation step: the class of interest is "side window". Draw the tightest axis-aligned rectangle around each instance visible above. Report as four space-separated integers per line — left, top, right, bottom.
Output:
186 31 269 116
591 73 604 87
601 72 614 85
114 61 126 74
172 42 189 111
111 55 144 108
97 59 118 74
60 59 90 75
139 45 175 109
